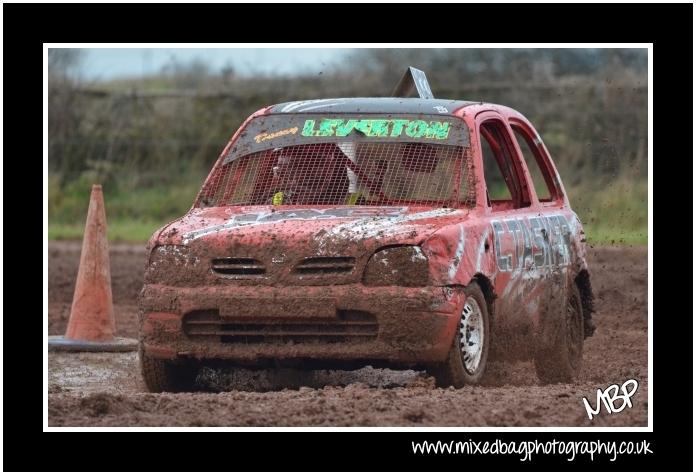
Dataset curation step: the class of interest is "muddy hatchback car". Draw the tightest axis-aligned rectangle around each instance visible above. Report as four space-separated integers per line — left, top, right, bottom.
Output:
140 85 595 392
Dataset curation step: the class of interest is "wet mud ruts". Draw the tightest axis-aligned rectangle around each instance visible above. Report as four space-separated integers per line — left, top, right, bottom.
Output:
48 242 647 427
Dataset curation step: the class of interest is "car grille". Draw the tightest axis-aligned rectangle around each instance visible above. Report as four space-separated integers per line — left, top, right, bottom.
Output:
211 258 265 277
183 309 378 344
293 256 355 275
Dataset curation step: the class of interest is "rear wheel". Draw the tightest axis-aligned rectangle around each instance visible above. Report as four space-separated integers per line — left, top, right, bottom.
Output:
534 282 584 383
140 350 200 393
429 282 490 388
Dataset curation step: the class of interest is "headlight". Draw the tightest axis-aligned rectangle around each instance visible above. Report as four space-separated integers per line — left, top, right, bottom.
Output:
149 245 195 267
363 246 429 287
146 245 199 284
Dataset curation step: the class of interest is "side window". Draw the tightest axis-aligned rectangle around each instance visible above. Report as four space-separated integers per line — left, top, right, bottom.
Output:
480 129 511 201
510 124 558 202
479 119 530 210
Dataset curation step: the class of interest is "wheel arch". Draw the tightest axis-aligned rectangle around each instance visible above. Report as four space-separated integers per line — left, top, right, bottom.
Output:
471 272 496 317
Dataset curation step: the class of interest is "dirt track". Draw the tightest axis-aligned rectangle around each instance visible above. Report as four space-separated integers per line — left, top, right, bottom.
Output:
48 242 648 427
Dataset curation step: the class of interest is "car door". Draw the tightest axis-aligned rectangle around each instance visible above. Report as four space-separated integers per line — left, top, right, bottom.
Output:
507 116 578 350
475 111 551 354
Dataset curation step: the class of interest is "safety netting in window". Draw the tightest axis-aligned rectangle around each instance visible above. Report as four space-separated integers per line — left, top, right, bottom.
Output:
197 142 475 207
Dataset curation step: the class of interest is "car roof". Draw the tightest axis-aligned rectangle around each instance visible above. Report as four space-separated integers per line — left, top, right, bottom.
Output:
268 97 481 115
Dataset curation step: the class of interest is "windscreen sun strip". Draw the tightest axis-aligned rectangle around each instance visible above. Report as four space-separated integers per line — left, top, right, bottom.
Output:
223 113 470 164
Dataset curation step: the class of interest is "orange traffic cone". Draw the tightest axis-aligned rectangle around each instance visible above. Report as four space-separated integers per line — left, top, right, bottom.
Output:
48 185 138 352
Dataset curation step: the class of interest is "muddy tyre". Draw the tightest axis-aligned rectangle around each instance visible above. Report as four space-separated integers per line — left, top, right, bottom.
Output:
534 282 584 384
140 351 199 393
429 282 490 388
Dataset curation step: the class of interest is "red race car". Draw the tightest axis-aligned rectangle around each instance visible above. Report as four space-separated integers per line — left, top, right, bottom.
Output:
140 69 595 391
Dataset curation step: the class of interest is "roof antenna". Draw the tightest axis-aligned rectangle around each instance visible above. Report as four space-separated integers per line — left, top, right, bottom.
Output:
391 66 434 99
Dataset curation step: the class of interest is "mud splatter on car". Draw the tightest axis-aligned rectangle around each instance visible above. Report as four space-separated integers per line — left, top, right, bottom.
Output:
139 93 595 392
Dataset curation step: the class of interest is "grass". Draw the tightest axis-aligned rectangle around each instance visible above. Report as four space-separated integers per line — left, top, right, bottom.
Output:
49 175 203 223
568 177 648 246
47 220 647 245
48 220 165 242
582 225 647 246
48 175 648 245
48 174 199 242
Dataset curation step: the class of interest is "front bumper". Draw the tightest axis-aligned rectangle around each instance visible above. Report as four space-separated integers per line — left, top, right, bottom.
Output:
139 283 464 365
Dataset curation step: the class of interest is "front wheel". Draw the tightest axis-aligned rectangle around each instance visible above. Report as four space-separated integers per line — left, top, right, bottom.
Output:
429 282 490 388
140 350 200 393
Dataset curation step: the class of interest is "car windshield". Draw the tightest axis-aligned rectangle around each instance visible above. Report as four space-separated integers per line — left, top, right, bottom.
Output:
196 113 475 207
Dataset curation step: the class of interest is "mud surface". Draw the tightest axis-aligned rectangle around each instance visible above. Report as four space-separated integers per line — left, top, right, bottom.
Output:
48 241 648 427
